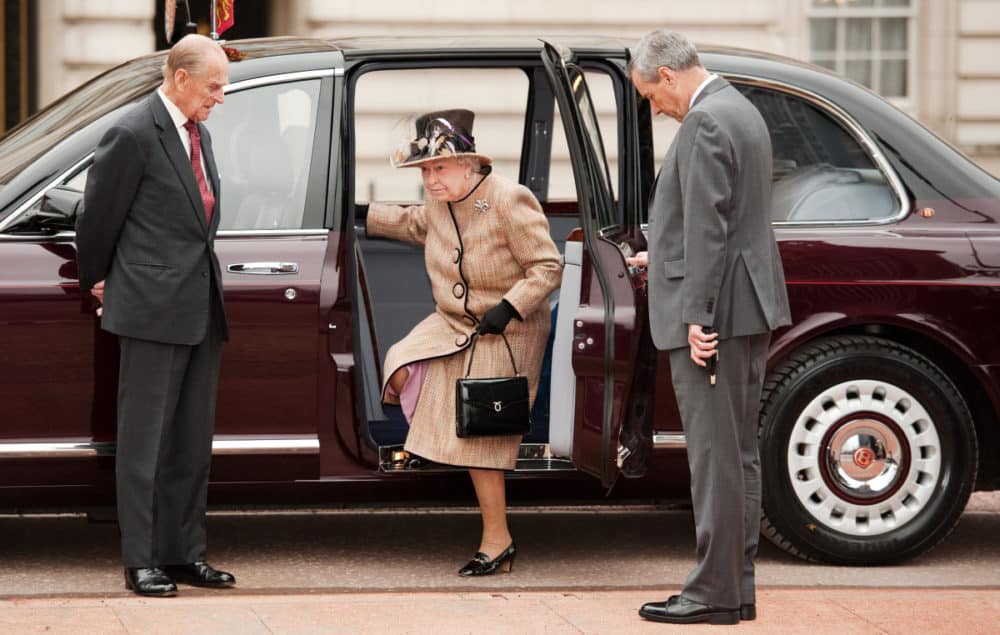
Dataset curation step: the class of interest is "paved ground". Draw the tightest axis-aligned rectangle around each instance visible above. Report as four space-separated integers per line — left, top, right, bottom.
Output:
2 588 998 634
1 493 998 633
3 500 999 595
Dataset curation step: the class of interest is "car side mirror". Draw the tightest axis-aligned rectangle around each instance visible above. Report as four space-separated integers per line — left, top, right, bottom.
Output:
36 186 83 231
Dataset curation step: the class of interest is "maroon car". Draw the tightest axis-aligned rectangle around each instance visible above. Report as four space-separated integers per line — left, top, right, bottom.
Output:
0 36 997 565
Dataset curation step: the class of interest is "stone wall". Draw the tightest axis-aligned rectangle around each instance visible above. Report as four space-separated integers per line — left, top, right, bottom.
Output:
29 0 1000 177
36 0 154 107
956 0 1000 175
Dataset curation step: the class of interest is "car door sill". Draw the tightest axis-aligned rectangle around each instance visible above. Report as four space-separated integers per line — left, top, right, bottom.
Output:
378 443 576 473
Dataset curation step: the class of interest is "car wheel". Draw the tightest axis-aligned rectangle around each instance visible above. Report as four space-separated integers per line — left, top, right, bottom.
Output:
759 335 978 564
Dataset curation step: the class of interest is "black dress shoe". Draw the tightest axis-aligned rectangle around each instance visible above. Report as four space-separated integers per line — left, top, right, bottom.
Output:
458 543 516 576
740 603 756 621
638 595 739 625
124 567 177 597
163 561 236 588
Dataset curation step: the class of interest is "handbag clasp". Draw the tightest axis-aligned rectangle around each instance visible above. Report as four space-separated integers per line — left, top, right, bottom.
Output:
493 401 502 412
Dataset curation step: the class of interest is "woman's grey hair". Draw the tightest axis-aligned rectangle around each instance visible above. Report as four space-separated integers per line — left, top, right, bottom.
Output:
456 156 484 174
629 30 702 82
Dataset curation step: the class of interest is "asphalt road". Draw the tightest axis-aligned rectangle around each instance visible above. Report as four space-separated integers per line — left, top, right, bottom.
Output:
1 492 998 598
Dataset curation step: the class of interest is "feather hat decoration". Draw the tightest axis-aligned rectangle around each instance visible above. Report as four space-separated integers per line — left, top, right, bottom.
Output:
391 108 493 169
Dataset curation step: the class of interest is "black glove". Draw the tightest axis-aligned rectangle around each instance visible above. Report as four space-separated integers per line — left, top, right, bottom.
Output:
475 299 522 335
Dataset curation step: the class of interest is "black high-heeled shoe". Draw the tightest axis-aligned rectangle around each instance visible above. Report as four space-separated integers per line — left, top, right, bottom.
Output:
458 543 516 577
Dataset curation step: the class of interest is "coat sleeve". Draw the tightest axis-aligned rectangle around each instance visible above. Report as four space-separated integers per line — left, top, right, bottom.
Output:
75 124 146 293
365 202 428 246
676 111 733 328
498 185 563 317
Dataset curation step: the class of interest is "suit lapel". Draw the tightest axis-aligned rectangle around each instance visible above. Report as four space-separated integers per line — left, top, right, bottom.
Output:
647 165 662 211
150 94 209 234
648 134 681 218
649 79 730 221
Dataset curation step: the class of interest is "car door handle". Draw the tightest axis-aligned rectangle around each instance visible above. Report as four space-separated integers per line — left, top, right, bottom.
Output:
226 262 299 275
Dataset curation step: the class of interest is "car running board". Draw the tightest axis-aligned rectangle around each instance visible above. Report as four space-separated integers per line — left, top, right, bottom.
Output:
378 443 576 473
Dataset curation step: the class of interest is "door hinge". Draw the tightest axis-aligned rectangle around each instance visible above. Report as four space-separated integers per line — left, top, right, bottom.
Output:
616 444 631 468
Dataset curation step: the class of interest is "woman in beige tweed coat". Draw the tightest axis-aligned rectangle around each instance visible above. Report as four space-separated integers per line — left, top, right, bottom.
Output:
366 109 562 576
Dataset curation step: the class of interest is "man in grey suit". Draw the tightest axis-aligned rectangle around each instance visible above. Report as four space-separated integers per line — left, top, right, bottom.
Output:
627 30 791 624
76 34 235 597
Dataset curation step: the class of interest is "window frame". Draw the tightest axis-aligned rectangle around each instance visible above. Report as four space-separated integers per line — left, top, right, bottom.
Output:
637 71 909 230
209 73 332 233
0 69 335 238
731 73 910 227
343 57 628 228
806 0 918 110
345 63 534 206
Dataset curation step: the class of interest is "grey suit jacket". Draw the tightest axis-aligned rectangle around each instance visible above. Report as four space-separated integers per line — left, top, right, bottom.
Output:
646 77 790 350
76 93 229 345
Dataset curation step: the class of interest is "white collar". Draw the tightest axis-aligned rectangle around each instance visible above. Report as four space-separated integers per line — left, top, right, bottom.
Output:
157 87 189 130
689 73 719 109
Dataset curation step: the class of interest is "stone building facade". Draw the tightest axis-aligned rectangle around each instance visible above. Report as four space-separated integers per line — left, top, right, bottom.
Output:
3 0 999 175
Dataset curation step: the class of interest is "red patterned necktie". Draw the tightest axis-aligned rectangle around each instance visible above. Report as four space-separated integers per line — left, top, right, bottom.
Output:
183 119 215 222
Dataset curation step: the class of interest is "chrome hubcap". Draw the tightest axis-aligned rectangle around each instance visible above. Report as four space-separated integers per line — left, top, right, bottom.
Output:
825 419 904 501
786 380 942 536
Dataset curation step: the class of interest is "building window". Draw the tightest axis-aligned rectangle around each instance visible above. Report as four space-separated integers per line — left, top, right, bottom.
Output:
807 0 915 100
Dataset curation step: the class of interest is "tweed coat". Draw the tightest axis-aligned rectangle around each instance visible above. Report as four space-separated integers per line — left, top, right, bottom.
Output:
366 172 563 469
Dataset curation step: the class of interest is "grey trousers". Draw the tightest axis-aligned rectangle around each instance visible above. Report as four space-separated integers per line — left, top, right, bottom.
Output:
668 333 770 608
116 327 222 568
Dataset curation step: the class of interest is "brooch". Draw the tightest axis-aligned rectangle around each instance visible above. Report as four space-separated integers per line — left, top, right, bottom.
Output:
474 199 490 213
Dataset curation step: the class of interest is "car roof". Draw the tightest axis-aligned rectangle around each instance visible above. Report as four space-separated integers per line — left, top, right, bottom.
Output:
218 34 814 66
223 36 843 92
0 35 873 187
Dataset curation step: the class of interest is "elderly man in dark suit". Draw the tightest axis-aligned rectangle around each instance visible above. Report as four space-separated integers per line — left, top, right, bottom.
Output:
627 30 792 625
76 34 234 598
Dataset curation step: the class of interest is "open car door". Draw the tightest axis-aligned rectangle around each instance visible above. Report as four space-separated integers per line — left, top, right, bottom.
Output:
541 42 653 488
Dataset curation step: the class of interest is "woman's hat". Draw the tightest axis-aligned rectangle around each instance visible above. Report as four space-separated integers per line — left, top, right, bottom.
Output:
391 108 493 168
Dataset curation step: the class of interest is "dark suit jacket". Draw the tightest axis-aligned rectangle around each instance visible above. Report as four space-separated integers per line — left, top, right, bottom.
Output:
646 77 791 350
76 92 229 345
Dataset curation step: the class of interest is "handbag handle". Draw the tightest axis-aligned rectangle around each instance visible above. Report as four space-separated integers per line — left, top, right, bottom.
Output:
464 332 519 377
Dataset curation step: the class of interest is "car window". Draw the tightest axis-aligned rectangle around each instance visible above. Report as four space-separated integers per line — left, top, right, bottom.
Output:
648 81 898 224
64 168 88 192
206 79 322 230
352 68 529 203
0 59 162 185
550 71 619 205
739 84 897 223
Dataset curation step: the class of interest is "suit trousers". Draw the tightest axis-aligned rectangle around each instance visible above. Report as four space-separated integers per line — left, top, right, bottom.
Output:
115 324 223 568
668 333 769 608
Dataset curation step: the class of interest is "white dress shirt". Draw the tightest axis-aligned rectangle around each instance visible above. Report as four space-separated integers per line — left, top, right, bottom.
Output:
690 73 720 109
157 88 211 189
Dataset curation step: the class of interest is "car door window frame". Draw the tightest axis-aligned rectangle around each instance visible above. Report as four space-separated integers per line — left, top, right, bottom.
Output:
211 71 335 234
0 70 337 238
730 74 909 227
637 72 910 229
342 58 540 218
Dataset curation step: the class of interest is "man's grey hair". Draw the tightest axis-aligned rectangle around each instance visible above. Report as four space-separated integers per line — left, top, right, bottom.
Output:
629 30 702 82
162 34 226 84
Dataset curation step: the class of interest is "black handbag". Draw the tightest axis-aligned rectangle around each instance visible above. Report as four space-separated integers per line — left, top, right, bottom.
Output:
455 333 531 438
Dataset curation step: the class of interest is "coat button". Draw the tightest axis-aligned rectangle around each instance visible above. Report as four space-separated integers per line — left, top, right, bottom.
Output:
453 248 462 264
462 315 476 328
201 271 208 277
455 333 469 347
452 282 465 299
